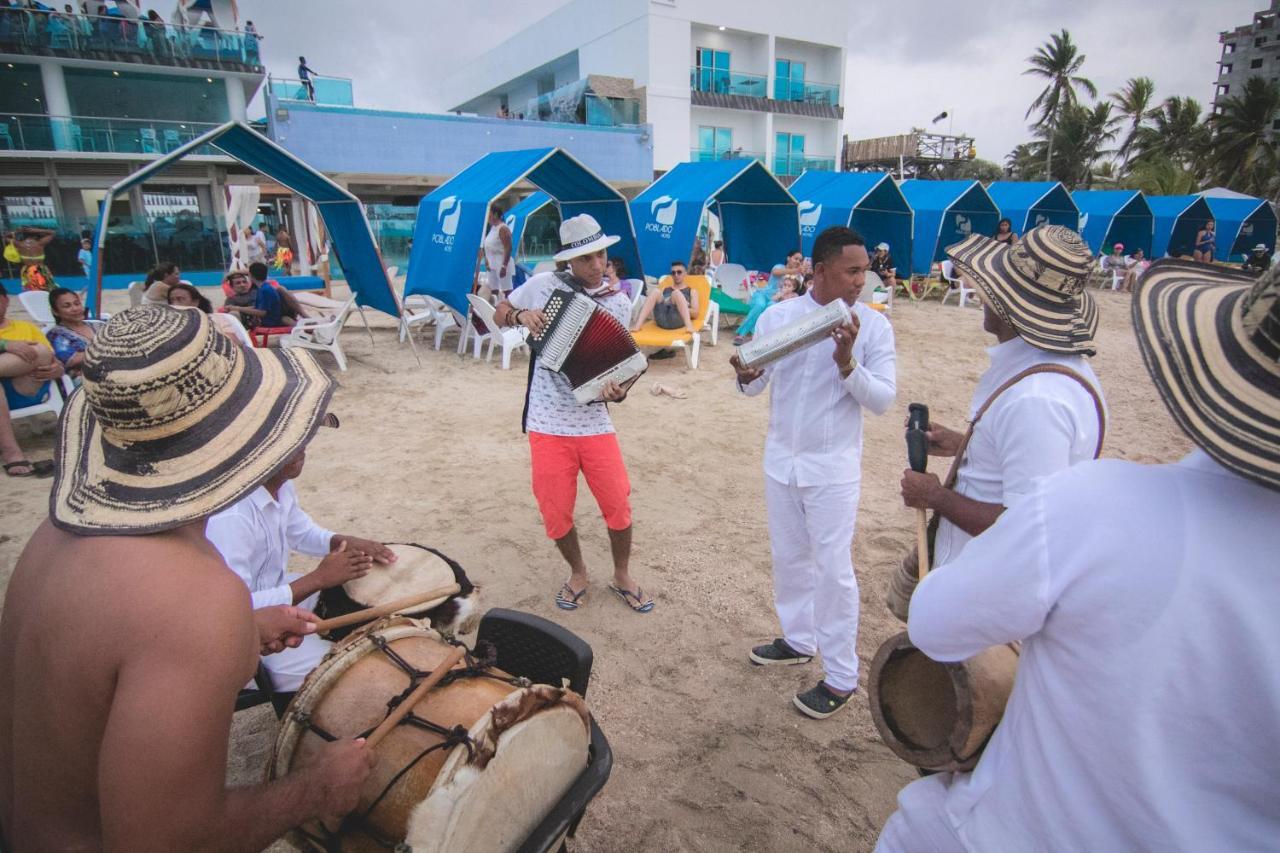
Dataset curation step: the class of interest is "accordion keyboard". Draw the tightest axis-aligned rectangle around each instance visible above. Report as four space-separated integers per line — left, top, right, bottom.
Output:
534 292 594 371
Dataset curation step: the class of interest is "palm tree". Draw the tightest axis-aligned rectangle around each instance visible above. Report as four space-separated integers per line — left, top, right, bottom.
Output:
1004 143 1044 180
1131 96 1211 173
1045 103 1118 188
1124 156 1203 196
1208 76 1280 198
1024 29 1098 176
1110 76 1156 167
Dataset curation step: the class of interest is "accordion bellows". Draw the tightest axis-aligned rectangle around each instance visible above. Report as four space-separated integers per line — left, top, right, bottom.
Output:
737 299 853 370
529 290 648 404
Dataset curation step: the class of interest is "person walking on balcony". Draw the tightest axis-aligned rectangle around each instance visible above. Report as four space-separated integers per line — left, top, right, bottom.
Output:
298 56 318 102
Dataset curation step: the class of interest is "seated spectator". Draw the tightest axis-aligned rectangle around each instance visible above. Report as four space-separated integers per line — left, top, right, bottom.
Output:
1242 243 1272 277
0 290 64 478
45 287 100 381
709 240 726 270
142 262 181 304
1119 248 1149 293
1101 243 1131 287
993 218 1020 245
632 261 698 333
166 282 213 313
249 261 304 320
606 256 641 298
869 242 897 292
774 275 802 302
734 250 803 345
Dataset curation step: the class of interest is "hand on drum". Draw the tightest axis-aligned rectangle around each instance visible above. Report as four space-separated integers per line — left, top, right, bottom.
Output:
312 540 374 589
300 737 375 823
831 317 860 369
254 605 318 654
337 534 397 565
729 353 764 385
901 469 944 510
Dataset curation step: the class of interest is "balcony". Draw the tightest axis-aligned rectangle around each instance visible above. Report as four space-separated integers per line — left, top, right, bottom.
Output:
522 79 642 128
690 66 768 99
268 75 355 108
773 154 837 177
773 79 840 108
0 8 262 74
0 112 221 155
690 147 763 163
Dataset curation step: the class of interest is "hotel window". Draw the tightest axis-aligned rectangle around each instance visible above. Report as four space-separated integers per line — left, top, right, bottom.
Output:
775 132 805 175
695 48 730 93
774 59 806 101
697 126 733 160
1252 58 1265 69
1256 36 1266 46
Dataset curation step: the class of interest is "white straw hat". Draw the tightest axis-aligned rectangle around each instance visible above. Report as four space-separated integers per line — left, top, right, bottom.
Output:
554 214 621 262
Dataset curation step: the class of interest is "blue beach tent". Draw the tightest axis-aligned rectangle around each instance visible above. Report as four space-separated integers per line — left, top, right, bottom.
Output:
789 171 913 264
502 190 554 257
630 159 798 276
899 180 1000 275
1147 195 1214 258
986 181 1079 234
405 148 639 314
86 121 398 319
1203 195 1277 262
1071 190 1154 257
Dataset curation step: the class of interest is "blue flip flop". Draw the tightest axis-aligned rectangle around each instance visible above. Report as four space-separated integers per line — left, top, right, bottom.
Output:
608 584 655 613
555 582 587 611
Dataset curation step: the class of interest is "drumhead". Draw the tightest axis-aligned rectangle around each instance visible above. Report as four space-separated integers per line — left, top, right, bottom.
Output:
343 543 459 611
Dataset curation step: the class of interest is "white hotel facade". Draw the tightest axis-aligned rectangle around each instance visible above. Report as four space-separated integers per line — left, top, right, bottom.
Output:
435 0 850 178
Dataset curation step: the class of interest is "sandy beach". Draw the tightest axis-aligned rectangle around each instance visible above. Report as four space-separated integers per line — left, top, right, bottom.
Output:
0 285 1191 852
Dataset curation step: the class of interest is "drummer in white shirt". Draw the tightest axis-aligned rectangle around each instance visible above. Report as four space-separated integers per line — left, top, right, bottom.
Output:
731 226 897 719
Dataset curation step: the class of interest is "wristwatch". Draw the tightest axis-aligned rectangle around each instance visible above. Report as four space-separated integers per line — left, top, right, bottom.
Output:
839 357 858 375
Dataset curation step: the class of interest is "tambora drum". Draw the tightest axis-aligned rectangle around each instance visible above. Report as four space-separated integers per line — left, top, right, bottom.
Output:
316 543 480 641
270 617 591 853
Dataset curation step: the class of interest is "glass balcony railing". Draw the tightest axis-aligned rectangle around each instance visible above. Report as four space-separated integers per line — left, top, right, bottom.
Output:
690 66 769 98
690 148 763 163
0 8 263 72
772 79 840 107
521 79 641 127
268 76 355 108
773 154 837 177
0 113 220 155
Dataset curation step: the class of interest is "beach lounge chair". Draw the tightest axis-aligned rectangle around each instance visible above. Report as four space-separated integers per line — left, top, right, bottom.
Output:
9 375 74 427
466 293 529 370
939 260 976 308
279 296 359 371
710 263 752 317
17 291 55 330
630 273 712 368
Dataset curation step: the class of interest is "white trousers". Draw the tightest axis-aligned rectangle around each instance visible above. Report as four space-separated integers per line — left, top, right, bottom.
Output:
259 581 332 692
765 475 861 692
874 773 967 853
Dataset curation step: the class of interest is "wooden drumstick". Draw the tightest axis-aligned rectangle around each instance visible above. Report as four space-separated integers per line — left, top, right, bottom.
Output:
916 510 929 581
312 583 462 634
365 644 466 749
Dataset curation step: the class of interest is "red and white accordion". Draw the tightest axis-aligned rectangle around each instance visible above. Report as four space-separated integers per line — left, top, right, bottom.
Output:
529 289 648 404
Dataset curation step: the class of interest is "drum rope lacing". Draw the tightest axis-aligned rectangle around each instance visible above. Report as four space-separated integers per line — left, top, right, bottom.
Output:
294 636 532 850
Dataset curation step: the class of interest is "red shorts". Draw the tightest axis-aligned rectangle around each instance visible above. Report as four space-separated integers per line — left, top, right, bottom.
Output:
529 431 632 540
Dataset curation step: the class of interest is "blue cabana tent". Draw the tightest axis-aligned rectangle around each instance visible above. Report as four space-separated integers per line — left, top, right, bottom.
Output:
1148 195 1214 258
789 171 913 263
986 181 1079 234
503 190 554 257
1204 195 1277 262
1071 190 1153 257
86 121 398 319
899 180 999 275
631 159 798 276
405 148 639 313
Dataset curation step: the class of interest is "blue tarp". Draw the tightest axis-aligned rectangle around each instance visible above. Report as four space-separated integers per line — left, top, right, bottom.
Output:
1148 195 1214 258
1203 195 1277 262
790 171 913 265
986 181 1079 234
631 159 798 276
899 180 1000 275
86 121 398 318
503 191 553 257
405 148 639 314
1071 190 1154 257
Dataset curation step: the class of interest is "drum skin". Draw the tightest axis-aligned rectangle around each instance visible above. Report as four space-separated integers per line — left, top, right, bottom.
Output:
269 618 589 852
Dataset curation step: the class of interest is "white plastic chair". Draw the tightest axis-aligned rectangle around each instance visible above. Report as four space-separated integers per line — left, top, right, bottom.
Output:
713 263 751 299
10 375 75 429
209 311 254 348
628 281 646 326
17 291 54 330
279 296 358 371
466 294 528 370
1096 257 1123 291
939 261 975 308
127 281 146 307
702 297 720 346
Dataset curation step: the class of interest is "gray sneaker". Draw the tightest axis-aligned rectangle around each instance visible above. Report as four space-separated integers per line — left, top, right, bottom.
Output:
793 681 854 719
749 638 813 666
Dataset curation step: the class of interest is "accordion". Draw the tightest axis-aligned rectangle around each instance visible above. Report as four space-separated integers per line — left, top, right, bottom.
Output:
736 298 853 370
529 289 648 404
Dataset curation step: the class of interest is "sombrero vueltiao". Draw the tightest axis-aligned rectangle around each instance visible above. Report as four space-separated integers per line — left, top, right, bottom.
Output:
946 225 1099 356
1133 259 1280 492
51 305 336 534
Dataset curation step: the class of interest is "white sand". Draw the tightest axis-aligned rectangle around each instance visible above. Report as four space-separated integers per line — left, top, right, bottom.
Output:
0 286 1191 852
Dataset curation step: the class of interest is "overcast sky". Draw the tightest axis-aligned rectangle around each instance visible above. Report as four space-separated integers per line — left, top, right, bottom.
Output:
243 0 1258 163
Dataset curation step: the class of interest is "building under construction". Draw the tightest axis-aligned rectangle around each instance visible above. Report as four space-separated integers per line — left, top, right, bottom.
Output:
842 132 977 178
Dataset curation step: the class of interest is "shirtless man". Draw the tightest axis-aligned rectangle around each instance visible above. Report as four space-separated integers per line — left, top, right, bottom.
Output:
0 305 372 851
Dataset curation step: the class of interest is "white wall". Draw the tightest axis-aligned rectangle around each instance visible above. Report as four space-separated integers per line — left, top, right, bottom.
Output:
648 9 691 170
773 38 843 85
688 25 770 77
579 15 651 84
772 114 842 157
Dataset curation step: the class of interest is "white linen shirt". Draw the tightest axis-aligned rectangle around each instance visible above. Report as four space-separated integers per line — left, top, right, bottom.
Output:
206 481 334 609
909 452 1280 852
738 294 897 486
933 336 1105 567
508 272 632 436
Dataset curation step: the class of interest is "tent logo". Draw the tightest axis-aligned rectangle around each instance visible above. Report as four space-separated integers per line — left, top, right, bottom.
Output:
1242 222 1254 236
437 195 462 237
651 195 678 226
799 201 823 234
504 214 517 232
1078 213 1089 230
1033 214 1049 227
955 214 972 235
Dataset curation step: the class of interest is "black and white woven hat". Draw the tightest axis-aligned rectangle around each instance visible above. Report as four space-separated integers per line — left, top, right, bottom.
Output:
51 304 335 534
946 224 1099 356
1133 259 1280 492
